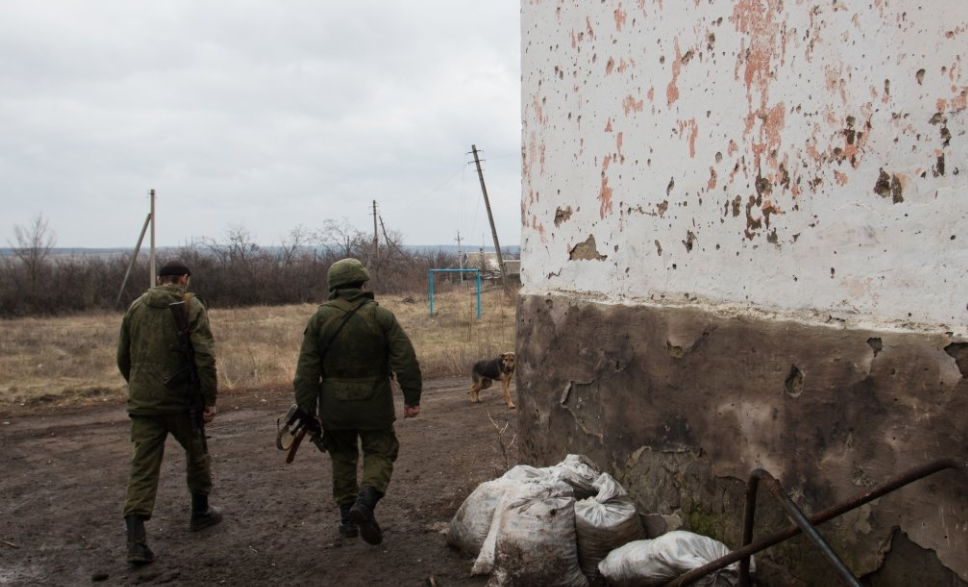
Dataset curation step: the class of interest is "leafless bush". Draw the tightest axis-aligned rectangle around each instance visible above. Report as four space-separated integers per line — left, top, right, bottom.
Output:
0 222 464 317
487 410 518 474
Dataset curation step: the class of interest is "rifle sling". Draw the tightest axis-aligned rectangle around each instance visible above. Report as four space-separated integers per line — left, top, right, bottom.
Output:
169 293 198 379
318 299 370 364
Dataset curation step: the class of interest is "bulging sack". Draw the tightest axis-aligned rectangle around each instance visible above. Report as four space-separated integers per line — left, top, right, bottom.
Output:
574 473 645 581
471 479 574 576
598 530 753 587
450 454 605 584
447 477 521 557
547 454 601 499
487 482 587 587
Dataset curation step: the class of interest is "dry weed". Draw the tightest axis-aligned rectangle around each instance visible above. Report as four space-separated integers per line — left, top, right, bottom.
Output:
0 287 517 409
487 409 518 474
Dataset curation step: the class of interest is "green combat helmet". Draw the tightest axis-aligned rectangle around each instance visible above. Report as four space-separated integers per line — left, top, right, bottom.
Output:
328 258 371 290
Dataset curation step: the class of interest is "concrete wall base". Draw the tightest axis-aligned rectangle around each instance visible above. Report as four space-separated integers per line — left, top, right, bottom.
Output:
516 293 968 585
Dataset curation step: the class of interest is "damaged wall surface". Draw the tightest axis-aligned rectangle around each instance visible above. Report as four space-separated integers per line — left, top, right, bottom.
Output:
521 0 966 328
519 0 967 583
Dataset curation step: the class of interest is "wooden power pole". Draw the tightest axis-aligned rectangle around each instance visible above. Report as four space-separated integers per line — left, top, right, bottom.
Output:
371 200 379 264
455 231 464 284
116 211 152 306
471 145 509 296
149 188 156 287
117 188 156 306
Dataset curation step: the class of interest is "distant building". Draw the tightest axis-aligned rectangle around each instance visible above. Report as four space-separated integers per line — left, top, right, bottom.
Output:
461 250 520 280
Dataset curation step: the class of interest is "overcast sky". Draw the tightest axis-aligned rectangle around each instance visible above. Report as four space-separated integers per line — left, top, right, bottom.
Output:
0 1 521 250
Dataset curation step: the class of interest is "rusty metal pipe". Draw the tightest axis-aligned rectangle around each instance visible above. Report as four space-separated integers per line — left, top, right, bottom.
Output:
658 457 965 587
746 469 862 586
738 463 762 585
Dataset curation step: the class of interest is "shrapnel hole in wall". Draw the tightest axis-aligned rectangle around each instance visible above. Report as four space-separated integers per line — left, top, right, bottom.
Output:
943 342 968 378
867 337 883 358
785 364 805 397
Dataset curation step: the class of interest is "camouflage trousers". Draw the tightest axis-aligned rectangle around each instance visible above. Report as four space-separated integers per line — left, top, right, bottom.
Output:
326 427 399 505
123 413 212 518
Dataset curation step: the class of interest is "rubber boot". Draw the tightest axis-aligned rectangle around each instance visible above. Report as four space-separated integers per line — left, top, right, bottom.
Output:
190 493 223 532
338 503 359 538
125 515 154 565
349 485 383 545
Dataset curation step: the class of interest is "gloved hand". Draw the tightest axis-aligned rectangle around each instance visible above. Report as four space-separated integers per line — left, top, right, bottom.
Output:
289 406 322 435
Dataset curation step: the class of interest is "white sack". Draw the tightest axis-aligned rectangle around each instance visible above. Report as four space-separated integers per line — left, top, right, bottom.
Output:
447 477 521 557
451 455 601 581
548 454 601 499
574 473 645 581
598 531 753 587
471 479 574 576
487 482 588 587
501 464 552 483
590 470 628 500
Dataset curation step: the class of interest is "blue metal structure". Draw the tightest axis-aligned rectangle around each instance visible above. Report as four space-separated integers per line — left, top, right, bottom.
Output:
428 269 482 319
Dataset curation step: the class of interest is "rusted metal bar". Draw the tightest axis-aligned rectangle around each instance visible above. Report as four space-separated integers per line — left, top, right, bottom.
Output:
657 457 965 587
738 465 761 585
743 469 862 586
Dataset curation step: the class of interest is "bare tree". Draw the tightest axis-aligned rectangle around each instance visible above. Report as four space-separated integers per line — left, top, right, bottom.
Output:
225 224 259 263
278 224 311 266
199 224 259 266
315 218 367 258
10 213 57 290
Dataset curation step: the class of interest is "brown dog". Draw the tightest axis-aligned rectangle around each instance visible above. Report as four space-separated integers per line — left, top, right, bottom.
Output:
469 352 516 409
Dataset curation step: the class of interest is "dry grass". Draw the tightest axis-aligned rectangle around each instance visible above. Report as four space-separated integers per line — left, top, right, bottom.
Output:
0 286 517 410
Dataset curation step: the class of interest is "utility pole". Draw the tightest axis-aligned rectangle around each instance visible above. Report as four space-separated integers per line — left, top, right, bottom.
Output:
379 214 415 266
149 188 156 287
118 188 155 305
455 231 464 284
371 200 379 264
470 144 509 296
117 210 152 306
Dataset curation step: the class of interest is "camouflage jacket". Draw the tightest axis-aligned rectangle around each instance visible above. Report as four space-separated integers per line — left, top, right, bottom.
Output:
293 289 422 430
118 284 218 414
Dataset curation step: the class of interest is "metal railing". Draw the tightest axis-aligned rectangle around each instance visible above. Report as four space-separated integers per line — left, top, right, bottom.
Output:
658 457 966 587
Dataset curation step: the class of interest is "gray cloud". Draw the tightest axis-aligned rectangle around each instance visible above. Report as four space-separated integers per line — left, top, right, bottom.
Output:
0 0 521 249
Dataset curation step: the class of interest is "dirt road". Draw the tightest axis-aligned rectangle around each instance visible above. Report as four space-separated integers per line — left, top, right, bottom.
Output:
0 377 520 587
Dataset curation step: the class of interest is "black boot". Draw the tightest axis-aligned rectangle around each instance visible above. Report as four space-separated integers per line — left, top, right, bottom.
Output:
125 515 154 565
338 503 359 538
349 485 383 545
190 493 223 532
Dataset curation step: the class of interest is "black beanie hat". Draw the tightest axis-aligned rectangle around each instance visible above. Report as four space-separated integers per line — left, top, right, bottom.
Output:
158 261 191 277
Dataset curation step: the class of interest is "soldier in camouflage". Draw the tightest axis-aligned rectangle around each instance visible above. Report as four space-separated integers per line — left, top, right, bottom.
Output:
117 261 222 565
293 258 422 545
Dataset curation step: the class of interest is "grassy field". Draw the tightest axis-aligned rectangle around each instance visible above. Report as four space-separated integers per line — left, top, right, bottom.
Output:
0 286 518 409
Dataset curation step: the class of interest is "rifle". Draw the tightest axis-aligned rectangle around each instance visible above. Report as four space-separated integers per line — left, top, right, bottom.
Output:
164 298 208 453
275 404 328 463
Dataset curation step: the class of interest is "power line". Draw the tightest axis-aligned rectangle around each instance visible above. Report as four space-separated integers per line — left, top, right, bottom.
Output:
381 163 467 213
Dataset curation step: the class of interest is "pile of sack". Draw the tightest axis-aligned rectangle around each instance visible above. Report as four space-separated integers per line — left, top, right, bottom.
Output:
447 454 752 587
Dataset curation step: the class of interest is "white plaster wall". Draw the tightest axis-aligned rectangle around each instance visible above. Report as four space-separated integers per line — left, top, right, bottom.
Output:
521 0 968 332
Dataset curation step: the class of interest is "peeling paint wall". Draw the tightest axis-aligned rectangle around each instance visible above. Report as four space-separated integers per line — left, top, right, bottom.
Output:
520 1 968 583
521 0 967 329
